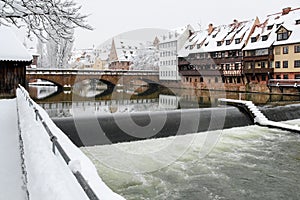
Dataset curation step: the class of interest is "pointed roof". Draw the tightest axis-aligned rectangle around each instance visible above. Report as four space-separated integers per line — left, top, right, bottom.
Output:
0 26 32 62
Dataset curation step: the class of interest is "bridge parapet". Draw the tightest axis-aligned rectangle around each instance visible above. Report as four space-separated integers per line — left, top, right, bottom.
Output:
26 69 159 87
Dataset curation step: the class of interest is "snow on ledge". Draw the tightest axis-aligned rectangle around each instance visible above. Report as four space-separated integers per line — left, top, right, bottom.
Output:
16 88 125 200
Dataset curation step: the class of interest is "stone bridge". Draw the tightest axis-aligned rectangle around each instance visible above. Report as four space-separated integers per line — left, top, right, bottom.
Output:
26 69 160 88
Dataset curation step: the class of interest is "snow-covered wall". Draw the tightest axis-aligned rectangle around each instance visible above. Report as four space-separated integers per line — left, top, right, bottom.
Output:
16 87 125 200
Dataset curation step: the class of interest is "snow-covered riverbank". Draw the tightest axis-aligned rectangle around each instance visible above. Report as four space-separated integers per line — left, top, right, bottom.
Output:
16 87 125 200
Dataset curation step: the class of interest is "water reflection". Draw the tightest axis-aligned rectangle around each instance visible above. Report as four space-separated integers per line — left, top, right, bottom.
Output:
28 84 300 118
28 85 58 100
72 79 108 98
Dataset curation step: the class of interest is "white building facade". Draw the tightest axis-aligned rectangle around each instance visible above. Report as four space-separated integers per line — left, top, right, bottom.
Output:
158 25 194 81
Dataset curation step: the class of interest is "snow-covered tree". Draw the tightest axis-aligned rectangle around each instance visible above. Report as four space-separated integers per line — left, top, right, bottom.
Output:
131 43 159 71
0 0 92 41
36 29 73 68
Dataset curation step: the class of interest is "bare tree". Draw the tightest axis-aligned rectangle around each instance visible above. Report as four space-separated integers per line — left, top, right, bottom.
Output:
0 0 92 41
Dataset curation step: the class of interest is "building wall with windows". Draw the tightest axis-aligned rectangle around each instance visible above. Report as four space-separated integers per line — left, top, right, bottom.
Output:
273 43 300 79
158 25 194 81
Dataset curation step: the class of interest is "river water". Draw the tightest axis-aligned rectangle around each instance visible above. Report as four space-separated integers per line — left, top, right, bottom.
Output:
82 122 300 200
29 85 300 199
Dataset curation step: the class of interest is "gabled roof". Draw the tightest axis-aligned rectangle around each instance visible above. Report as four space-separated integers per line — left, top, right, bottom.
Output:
110 38 146 62
178 19 255 56
0 26 32 62
245 8 300 50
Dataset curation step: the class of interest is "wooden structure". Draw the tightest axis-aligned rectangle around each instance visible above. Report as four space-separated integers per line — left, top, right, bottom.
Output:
0 26 32 96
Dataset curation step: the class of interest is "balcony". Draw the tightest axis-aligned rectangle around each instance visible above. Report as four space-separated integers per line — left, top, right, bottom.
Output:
243 67 274 74
179 69 221 76
222 70 242 77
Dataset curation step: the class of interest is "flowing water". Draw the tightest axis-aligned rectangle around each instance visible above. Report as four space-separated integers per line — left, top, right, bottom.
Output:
82 120 300 200
29 84 300 199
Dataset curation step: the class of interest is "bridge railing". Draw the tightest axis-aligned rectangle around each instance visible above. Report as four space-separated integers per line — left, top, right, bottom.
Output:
27 68 159 76
18 85 99 200
268 79 300 88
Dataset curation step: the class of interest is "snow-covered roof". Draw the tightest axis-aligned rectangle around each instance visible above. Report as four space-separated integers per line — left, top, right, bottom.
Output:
245 8 300 50
111 38 146 62
178 19 255 56
273 9 300 46
158 24 194 43
0 26 32 62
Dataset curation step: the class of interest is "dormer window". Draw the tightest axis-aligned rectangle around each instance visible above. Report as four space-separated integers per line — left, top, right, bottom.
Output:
262 35 268 41
190 45 193 50
267 25 274 30
235 38 241 44
277 27 291 41
296 20 300 25
197 44 201 49
251 37 257 43
217 41 222 46
212 34 217 38
226 40 231 45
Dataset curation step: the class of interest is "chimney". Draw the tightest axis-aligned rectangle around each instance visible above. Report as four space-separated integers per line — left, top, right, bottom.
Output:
208 23 214 35
282 7 292 15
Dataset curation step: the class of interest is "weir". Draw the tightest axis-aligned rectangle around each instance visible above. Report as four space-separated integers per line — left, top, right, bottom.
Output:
219 98 300 134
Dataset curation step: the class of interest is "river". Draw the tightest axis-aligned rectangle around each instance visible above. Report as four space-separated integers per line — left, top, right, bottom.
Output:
29 84 300 199
81 122 300 200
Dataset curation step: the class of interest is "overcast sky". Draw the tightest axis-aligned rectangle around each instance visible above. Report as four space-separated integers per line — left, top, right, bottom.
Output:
72 0 299 49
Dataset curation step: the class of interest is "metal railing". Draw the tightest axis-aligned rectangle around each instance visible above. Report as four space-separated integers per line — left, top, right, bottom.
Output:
18 85 99 200
268 79 300 88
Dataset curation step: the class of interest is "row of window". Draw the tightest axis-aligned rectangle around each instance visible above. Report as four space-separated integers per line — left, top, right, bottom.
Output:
160 71 177 77
160 60 177 66
275 60 300 68
180 63 241 71
183 76 242 84
275 45 300 55
160 50 176 57
159 41 177 49
275 74 300 79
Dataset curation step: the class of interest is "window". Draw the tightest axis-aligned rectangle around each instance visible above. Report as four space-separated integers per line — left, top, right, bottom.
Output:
283 46 289 54
267 25 274 30
217 41 222 46
226 64 230 70
275 47 281 55
215 77 218 83
295 74 300 79
197 44 201 49
262 75 266 81
295 45 300 53
275 61 281 68
261 62 266 68
296 20 300 25
262 35 268 41
283 61 288 68
226 40 231 45
283 74 289 79
235 63 240 70
251 37 257 43
277 32 289 41
276 75 281 79
235 38 241 44
295 60 300 68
